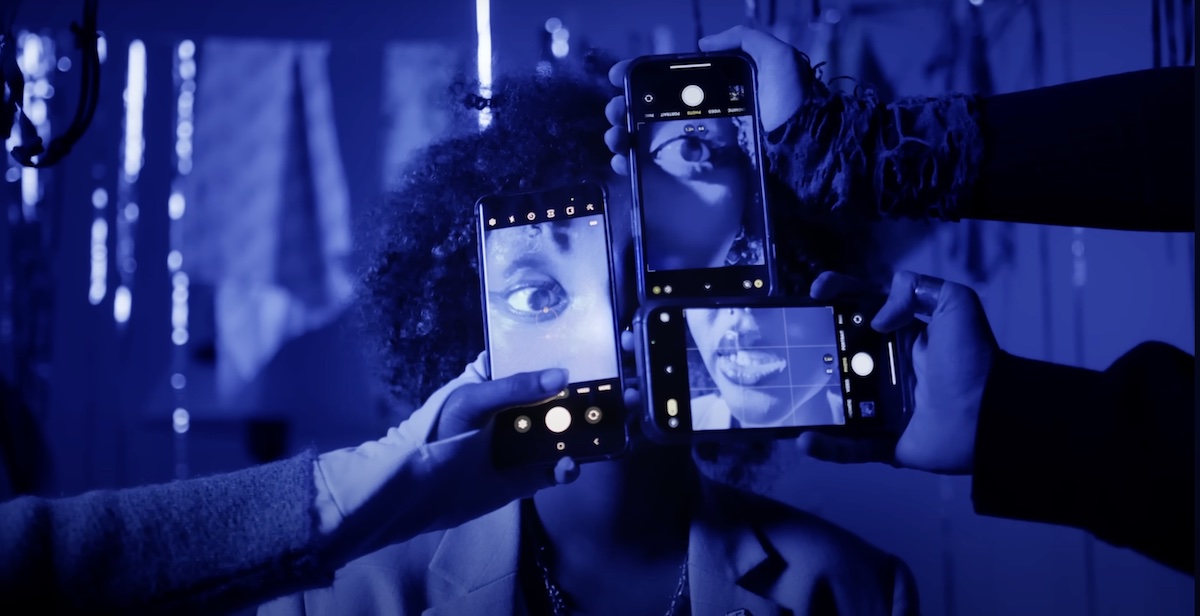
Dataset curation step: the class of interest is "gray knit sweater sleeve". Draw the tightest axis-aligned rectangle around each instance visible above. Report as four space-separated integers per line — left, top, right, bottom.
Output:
0 450 334 614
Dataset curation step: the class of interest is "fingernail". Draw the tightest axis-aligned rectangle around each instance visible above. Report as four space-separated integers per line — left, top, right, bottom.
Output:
540 368 569 393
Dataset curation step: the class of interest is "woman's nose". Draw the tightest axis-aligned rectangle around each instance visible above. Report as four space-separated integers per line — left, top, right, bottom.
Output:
727 308 760 336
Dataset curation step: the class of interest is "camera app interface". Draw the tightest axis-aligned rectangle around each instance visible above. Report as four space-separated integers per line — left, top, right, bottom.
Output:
481 188 627 466
482 198 619 386
630 58 767 296
683 306 845 430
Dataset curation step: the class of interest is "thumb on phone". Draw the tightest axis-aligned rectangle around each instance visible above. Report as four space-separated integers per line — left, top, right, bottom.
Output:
436 368 569 440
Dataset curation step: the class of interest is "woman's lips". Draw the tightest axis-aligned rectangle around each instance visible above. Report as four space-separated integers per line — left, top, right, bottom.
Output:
714 349 787 386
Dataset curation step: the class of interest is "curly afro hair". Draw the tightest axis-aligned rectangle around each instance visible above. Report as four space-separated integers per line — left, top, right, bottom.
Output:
360 53 924 410
358 55 620 406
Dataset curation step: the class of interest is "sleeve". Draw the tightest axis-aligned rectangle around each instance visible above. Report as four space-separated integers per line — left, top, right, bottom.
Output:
0 451 334 615
970 342 1195 573
765 63 1194 232
310 354 487 566
972 67 1193 231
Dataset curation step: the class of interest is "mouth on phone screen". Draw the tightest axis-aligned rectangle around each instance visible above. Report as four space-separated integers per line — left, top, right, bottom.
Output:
714 349 787 386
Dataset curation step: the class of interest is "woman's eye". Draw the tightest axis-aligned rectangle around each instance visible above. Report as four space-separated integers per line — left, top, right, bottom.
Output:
504 281 570 320
653 136 712 165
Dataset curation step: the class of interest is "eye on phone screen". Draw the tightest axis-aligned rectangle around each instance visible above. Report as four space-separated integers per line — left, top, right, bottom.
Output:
626 53 775 300
639 301 910 441
477 182 628 467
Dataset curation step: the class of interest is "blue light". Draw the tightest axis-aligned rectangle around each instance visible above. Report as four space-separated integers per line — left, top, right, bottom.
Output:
476 0 493 130
123 41 147 181
113 286 132 323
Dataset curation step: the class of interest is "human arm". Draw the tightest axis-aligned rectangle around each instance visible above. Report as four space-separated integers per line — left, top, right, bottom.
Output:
972 343 1194 573
0 451 329 615
606 27 1194 232
803 271 1195 574
762 62 1193 232
969 67 1193 231
0 355 579 614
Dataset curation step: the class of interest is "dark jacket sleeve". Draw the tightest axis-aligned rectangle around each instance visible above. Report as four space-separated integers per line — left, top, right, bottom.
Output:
971 342 1194 573
0 450 335 614
972 67 1194 231
766 65 1194 232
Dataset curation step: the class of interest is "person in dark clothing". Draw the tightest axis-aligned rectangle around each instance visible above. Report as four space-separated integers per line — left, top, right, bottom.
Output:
607 25 1194 575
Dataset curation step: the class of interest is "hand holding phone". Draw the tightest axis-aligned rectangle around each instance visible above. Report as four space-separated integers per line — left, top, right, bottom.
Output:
623 52 776 300
476 182 629 468
605 26 810 170
635 297 912 444
800 271 997 475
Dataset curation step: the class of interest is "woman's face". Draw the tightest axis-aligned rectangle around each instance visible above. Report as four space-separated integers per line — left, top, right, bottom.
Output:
484 215 619 383
685 307 835 427
638 117 750 270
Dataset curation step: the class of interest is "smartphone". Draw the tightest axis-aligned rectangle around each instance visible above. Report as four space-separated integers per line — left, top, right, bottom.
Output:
476 182 629 468
624 52 775 301
635 298 912 443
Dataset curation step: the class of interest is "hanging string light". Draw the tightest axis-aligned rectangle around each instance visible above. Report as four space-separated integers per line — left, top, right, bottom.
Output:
14 32 51 220
545 18 570 60
113 39 146 326
85 36 109 308
170 39 197 480
89 187 107 305
475 0 493 130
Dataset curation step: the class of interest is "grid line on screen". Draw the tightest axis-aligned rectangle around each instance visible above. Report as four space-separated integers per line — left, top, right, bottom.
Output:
782 308 796 424
684 306 841 427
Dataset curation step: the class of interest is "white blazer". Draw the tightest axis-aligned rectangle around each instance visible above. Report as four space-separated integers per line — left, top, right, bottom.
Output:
260 480 919 616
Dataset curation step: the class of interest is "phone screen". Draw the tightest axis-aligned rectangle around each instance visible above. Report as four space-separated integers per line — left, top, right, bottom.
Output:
478 183 627 466
626 53 774 300
683 306 844 430
640 301 910 440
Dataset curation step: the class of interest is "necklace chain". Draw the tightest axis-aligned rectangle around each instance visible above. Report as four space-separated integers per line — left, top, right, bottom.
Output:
532 529 689 616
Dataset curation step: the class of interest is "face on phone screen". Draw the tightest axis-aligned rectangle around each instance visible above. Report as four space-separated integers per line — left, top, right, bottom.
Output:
640 301 908 441
684 306 843 430
638 116 764 272
483 210 619 383
627 54 772 298
478 184 627 467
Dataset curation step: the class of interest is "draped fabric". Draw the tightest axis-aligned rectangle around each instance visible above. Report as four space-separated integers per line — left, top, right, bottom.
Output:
183 39 354 400
379 42 459 189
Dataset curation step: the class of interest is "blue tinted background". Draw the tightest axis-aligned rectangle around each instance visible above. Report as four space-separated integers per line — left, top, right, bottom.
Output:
3 1 1193 615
